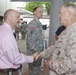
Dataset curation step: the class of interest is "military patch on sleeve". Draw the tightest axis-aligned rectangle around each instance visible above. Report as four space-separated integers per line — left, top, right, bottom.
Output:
29 26 35 30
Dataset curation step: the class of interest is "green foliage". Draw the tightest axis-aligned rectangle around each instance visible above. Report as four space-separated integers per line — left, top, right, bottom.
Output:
24 2 50 15
24 2 42 12
45 2 50 15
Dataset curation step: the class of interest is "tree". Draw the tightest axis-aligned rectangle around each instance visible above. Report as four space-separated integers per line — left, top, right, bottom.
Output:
44 2 50 15
24 2 50 15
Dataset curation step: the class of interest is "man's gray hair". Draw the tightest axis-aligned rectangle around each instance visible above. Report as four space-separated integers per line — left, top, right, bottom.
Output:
62 3 76 17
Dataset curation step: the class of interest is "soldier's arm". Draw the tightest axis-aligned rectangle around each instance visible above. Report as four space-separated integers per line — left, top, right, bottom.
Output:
27 23 37 49
40 44 55 58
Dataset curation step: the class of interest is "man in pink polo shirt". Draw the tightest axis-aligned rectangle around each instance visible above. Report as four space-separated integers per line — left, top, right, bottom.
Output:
0 9 38 74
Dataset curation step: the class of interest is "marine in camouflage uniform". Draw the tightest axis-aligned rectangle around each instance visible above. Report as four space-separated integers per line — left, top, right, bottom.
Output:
40 3 76 75
26 18 43 75
41 22 76 75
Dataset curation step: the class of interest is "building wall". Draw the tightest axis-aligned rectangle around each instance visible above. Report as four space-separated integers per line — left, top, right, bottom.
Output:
0 0 25 15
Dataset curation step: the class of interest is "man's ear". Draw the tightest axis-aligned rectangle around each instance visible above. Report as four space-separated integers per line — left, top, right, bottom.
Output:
68 10 72 18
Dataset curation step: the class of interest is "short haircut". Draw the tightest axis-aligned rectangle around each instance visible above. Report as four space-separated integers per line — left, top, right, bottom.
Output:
62 3 76 17
4 9 17 20
4 9 12 20
33 6 41 12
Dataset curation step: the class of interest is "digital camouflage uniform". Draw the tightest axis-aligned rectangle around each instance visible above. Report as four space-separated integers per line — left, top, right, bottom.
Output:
21 22 27 40
26 18 43 75
40 22 76 75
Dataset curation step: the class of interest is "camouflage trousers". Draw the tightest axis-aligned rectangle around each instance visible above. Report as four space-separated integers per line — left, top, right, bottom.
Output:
28 59 42 75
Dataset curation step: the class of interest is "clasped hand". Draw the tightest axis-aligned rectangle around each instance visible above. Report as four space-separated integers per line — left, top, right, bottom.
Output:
44 60 51 68
33 52 41 61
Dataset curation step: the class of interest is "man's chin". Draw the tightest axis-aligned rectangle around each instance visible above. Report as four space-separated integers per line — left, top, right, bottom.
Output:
16 24 19 27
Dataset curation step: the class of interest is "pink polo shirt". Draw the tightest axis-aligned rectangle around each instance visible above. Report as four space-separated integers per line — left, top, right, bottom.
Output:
0 22 34 69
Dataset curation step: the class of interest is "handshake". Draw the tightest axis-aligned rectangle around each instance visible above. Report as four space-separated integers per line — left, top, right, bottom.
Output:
32 52 41 61
32 52 51 68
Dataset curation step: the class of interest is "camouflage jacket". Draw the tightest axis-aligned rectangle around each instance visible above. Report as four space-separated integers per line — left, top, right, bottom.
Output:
27 18 43 54
41 22 76 75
